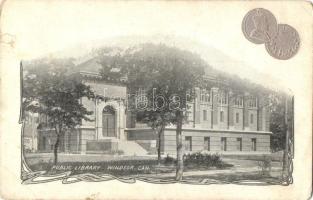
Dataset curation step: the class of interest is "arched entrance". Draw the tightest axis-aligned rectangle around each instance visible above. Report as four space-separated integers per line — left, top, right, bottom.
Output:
102 105 116 137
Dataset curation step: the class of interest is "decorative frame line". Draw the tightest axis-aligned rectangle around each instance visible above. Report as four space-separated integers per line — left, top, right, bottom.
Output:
19 61 294 186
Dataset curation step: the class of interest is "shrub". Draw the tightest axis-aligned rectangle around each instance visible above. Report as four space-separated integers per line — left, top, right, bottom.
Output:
183 152 223 167
163 154 176 165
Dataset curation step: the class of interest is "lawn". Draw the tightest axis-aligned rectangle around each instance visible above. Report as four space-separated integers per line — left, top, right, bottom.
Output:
24 152 284 184
25 152 234 176
181 170 283 184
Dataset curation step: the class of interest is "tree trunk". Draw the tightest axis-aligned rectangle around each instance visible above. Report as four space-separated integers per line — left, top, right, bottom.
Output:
175 110 184 181
157 125 165 165
54 134 60 165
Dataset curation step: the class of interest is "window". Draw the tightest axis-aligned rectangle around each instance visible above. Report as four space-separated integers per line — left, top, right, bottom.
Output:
220 111 224 122
200 89 210 102
205 94 210 102
136 88 148 107
185 136 192 151
187 110 193 122
42 136 46 150
236 138 242 151
248 96 257 107
235 96 243 106
201 90 205 102
236 113 239 123
219 92 228 105
186 90 192 102
251 138 257 151
204 137 210 151
250 114 254 124
221 137 227 151
203 110 207 121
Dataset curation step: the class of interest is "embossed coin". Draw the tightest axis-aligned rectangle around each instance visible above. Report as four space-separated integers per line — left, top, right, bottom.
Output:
242 8 278 44
265 24 300 60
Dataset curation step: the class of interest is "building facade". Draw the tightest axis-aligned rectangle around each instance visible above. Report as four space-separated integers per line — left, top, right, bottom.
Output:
23 112 39 152
36 70 272 155
127 86 271 155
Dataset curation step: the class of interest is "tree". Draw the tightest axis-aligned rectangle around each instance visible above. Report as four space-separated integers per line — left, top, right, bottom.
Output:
136 108 172 164
23 59 94 164
96 43 292 179
98 44 205 180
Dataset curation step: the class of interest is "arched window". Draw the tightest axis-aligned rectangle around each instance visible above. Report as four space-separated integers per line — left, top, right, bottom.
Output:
102 105 116 137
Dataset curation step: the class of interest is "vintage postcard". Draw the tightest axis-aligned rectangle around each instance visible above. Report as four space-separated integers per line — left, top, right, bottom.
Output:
0 0 312 199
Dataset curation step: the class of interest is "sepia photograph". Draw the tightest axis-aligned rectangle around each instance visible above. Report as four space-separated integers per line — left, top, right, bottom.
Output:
21 41 294 185
0 1 311 199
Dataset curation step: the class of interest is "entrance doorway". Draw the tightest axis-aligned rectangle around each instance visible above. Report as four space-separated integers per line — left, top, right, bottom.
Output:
102 106 116 137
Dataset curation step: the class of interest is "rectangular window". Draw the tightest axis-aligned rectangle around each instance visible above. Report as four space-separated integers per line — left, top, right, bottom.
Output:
185 136 192 151
219 92 228 105
221 137 227 151
42 136 46 150
224 93 228 104
205 94 210 102
201 90 205 102
236 138 242 151
251 138 257 151
204 137 210 151
186 90 192 102
220 111 224 122
236 113 239 123
136 88 148 105
203 110 207 121
200 90 210 102
250 114 254 124
248 97 257 107
187 111 193 122
235 97 243 106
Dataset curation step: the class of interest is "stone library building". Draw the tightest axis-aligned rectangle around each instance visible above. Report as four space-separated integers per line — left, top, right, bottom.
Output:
32 59 271 156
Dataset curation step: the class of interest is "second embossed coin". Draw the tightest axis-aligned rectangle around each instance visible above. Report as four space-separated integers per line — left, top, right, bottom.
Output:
265 24 300 60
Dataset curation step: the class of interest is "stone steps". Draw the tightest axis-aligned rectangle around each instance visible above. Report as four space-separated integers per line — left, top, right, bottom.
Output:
118 140 148 156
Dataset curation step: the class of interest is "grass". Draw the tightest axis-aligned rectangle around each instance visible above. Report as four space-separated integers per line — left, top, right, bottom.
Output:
221 153 284 162
26 153 234 176
28 160 234 176
183 170 282 183
24 152 284 184
28 159 159 176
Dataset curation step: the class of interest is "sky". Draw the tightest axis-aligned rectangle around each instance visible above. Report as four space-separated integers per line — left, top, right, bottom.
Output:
48 34 285 91
2 0 312 93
